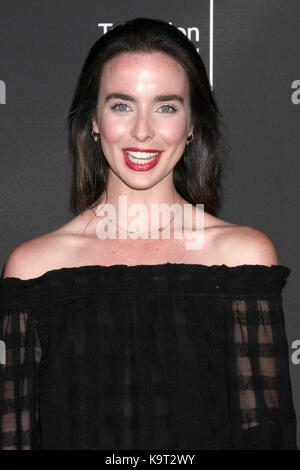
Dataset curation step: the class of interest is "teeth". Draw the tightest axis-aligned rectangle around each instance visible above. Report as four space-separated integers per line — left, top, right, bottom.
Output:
126 151 159 159
127 155 157 164
125 151 160 165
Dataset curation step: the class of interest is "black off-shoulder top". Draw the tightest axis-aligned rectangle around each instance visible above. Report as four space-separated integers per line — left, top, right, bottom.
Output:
0 263 297 450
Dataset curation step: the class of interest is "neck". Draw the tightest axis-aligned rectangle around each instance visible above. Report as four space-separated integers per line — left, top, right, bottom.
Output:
94 175 183 234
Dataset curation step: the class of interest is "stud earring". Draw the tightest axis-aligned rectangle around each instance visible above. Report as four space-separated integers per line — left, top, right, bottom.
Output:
186 133 194 145
92 130 100 142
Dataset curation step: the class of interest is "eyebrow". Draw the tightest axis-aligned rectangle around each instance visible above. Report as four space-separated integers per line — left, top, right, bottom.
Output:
104 93 184 104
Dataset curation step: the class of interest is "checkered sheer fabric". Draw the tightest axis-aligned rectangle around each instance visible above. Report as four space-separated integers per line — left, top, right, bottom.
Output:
225 295 297 449
0 310 41 449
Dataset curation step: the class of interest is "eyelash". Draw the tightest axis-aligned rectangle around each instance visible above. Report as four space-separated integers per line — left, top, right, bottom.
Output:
110 102 178 113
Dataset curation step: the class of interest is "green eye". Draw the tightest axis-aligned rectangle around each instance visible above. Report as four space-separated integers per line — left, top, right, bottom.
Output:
159 105 177 113
111 103 129 112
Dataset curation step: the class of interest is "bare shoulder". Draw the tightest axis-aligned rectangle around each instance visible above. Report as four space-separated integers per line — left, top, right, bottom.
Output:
2 210 90 280
2 230 76 280
217 224 279 267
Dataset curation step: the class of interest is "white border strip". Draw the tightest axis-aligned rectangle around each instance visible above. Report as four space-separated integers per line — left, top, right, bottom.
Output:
209 0 214 89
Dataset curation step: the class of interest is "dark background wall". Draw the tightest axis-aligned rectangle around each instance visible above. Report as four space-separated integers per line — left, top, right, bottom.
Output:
0 0 299 446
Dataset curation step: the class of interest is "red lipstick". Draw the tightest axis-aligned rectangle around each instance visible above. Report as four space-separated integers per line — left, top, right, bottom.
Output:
123 148 163 171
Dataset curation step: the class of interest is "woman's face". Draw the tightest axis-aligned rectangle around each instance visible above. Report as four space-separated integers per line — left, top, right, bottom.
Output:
92 52 194 188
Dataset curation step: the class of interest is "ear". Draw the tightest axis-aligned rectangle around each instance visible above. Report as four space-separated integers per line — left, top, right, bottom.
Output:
92 117 100 134
187 114 194 137
188 123 194 137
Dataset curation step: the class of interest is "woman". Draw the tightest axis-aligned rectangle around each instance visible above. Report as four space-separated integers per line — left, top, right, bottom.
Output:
0 18 297 449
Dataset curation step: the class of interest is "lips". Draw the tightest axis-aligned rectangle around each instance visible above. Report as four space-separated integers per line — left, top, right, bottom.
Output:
123 148 163 171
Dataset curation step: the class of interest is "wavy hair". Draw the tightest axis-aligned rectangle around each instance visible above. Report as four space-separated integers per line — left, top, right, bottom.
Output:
68 17 230 216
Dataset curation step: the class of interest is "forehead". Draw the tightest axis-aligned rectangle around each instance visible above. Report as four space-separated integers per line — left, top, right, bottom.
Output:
99 52 189 93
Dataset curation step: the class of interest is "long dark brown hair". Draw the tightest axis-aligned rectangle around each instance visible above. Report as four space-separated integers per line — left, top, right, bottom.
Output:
68 17 230 216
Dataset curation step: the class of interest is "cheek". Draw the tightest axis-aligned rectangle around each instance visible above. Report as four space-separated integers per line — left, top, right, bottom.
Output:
99 112 128 143
159 117 188 143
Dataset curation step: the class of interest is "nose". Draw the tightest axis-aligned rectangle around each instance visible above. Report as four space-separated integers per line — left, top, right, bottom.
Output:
131 110 154 142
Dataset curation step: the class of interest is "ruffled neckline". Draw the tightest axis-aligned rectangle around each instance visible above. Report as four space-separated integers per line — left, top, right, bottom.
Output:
0 262 290 283
0 263 291 298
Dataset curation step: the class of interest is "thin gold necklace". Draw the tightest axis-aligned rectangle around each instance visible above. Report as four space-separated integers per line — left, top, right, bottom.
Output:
105 201 182 236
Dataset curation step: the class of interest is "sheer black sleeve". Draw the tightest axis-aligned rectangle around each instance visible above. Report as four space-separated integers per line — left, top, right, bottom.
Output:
226 292 297 449
0 281 42 449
